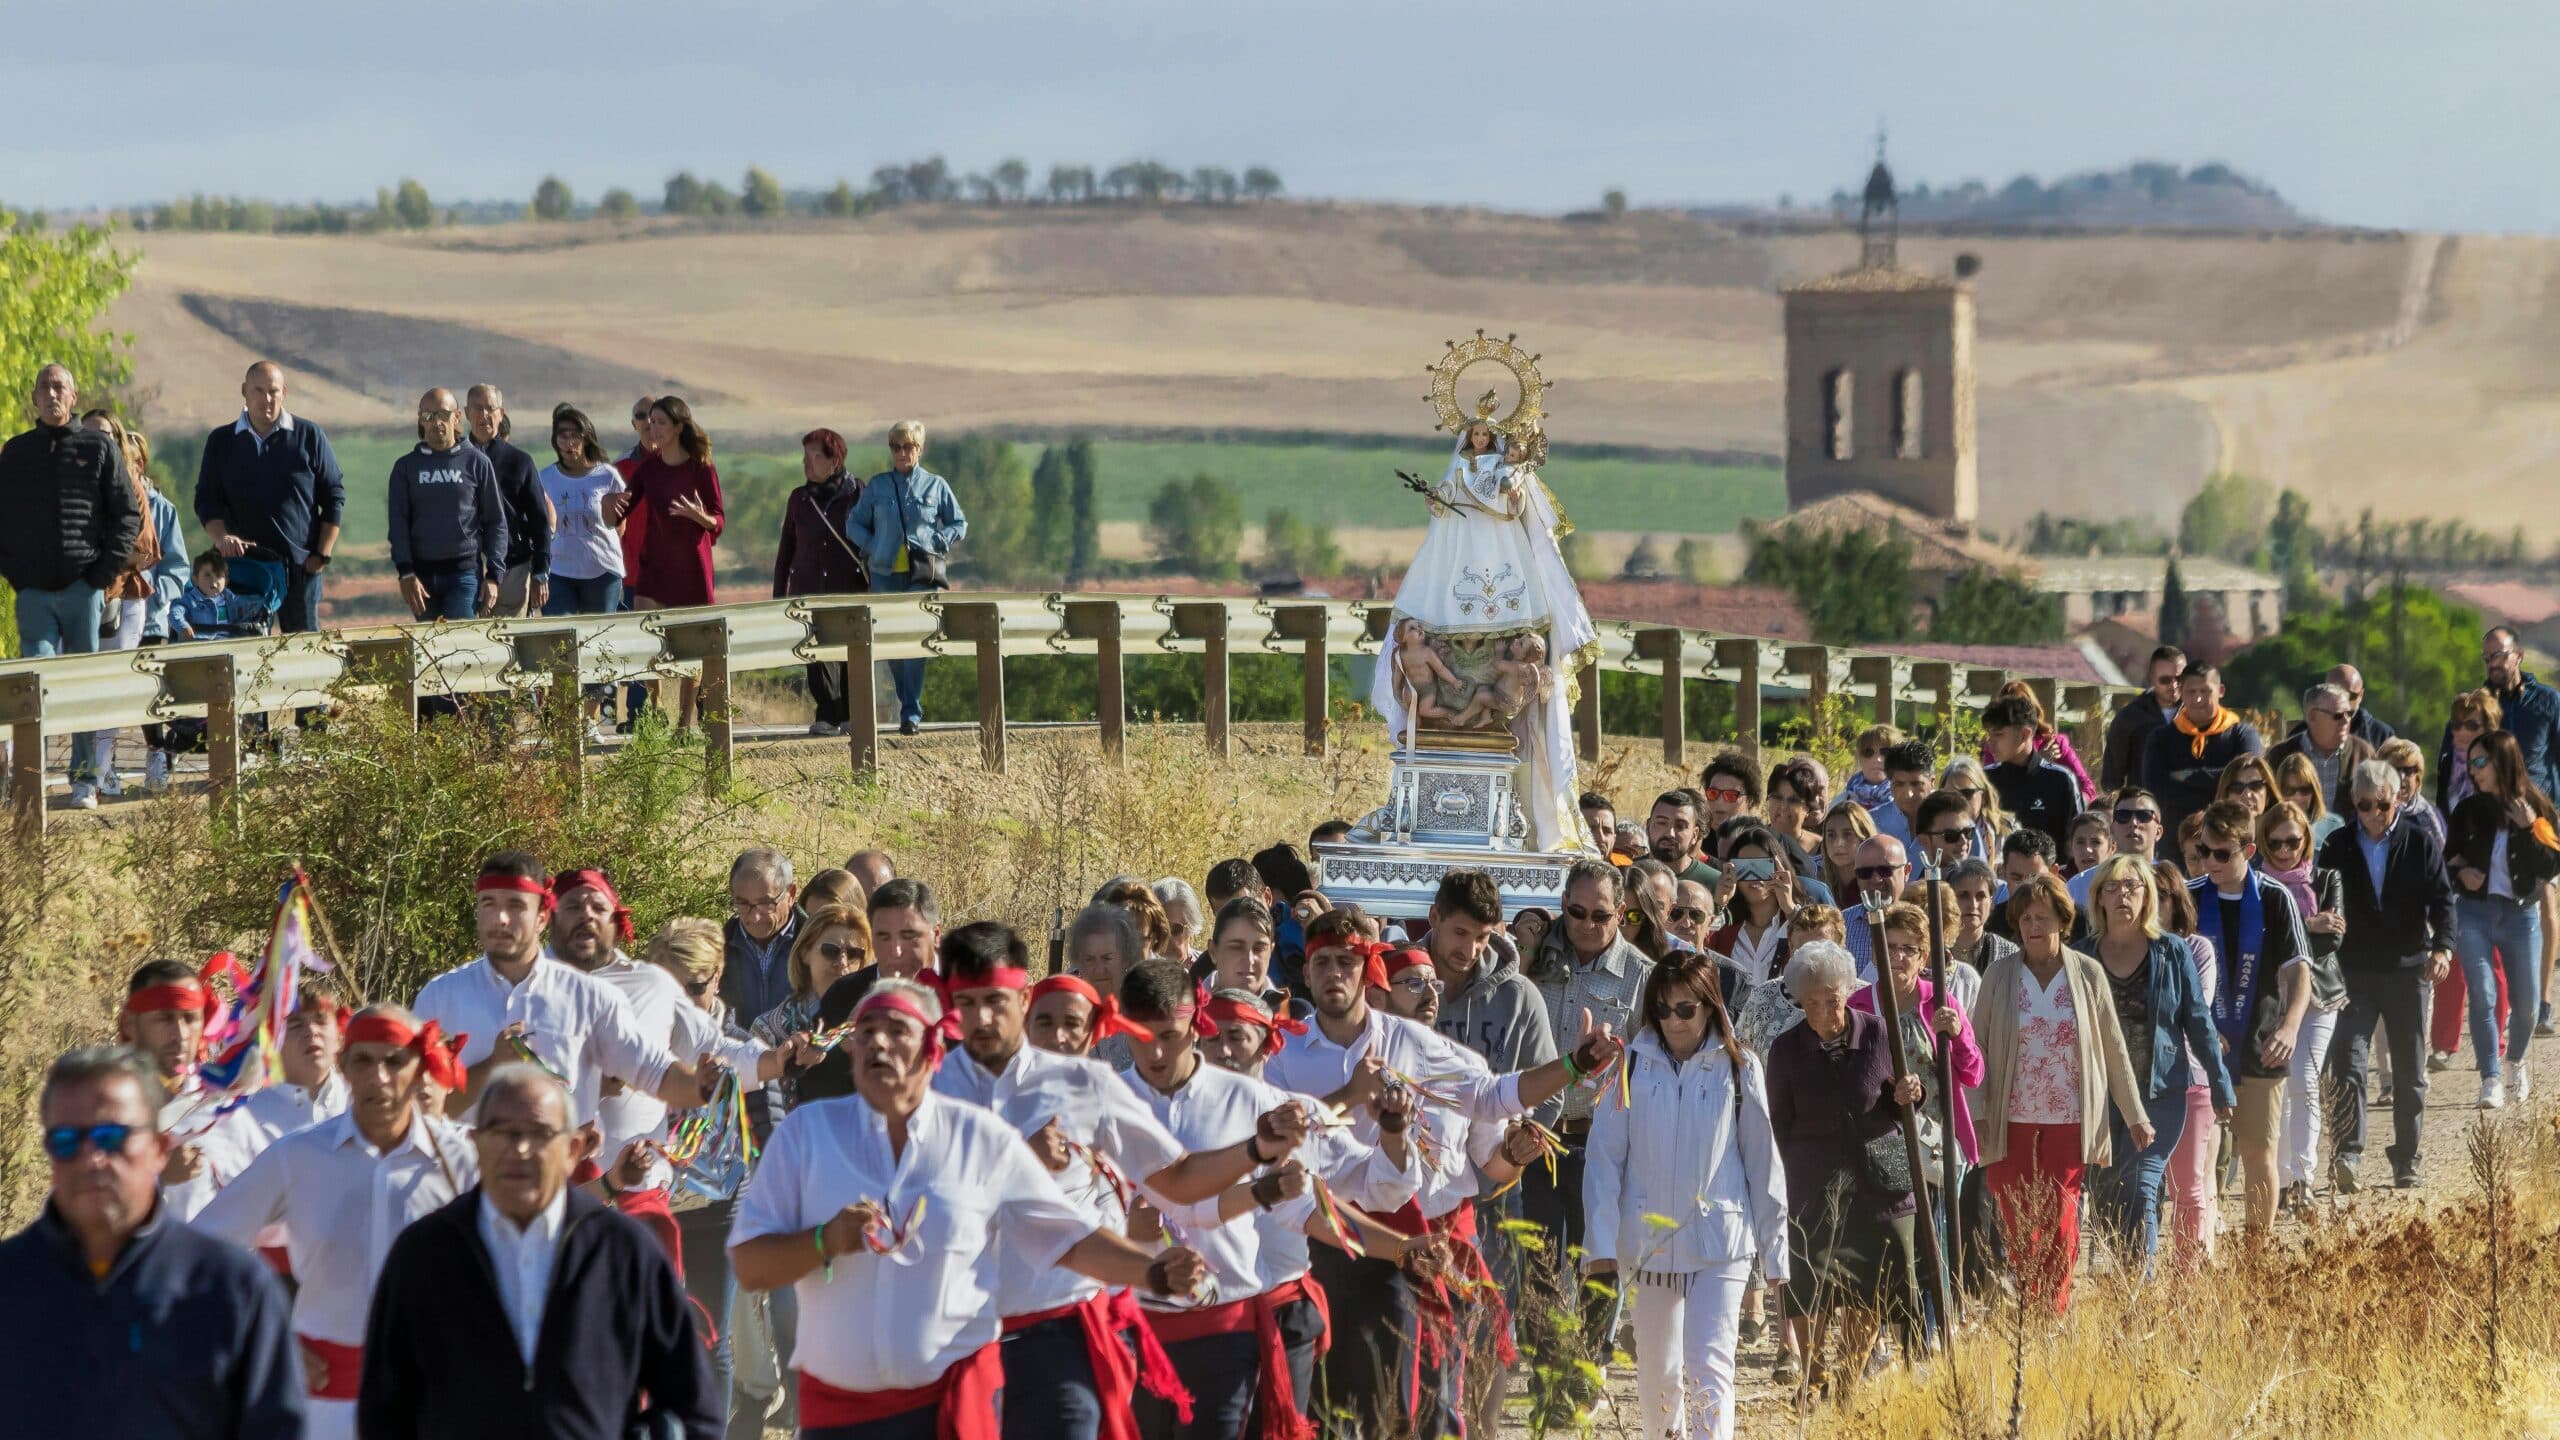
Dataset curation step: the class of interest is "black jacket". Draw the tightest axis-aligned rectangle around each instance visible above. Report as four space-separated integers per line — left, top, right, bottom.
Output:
478 436 554 577
2441 675 2560 806
2445 793 2560 902
387 443 507 579
0 1201 304 1439
2316 819 2456 973
2100 696 2169 792
0 422 144 592
359 1185 714 1440
2141 716 2265 850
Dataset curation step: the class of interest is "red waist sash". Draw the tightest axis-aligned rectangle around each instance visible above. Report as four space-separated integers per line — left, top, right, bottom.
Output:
1413 1203 1518 1372
1267 1273 1331 1358
1001 1292 1193 1440
798 1344 1002 1439
298 1334 363 1402
1141 1293 1312 1440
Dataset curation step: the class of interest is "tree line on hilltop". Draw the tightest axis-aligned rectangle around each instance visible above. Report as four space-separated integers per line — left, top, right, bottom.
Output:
131 157 1284 234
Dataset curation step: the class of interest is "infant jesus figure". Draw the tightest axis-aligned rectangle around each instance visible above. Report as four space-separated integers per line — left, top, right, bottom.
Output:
1390 618 1466 722
1449 632 1550 729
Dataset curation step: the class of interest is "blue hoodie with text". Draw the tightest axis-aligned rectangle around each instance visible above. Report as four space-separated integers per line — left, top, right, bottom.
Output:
387 441 507 579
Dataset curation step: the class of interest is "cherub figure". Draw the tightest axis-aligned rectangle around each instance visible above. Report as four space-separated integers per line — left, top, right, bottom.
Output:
1449 632 1551 729
1389 619 1463 721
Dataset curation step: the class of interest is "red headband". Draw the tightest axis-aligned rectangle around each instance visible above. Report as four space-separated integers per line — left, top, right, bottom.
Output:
550 868 634 942
1186 983 1219 1039
1027 975 1151 1041
345 1014 469 1091
1201 994 1308 1058
126 981 209 1016
1382 947 1432 981
851 989 959 1068
1321 937 1394 993
476 873 558 913
945 966 1034 993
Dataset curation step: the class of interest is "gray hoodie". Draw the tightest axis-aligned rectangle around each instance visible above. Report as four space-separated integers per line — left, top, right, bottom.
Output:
1433 930 1563 1127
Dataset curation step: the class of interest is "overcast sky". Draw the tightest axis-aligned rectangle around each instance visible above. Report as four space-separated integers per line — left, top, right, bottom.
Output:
8 0 2549 232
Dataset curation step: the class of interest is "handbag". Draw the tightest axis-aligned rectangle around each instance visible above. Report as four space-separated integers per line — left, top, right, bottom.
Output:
1840 1025 1918 1197
889 474 950 590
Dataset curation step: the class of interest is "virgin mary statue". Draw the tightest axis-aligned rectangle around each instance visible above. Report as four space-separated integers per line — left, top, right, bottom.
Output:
1366 414 1599 853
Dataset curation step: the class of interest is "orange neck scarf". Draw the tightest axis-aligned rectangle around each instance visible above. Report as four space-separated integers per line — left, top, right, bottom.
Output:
2174 706 2239 758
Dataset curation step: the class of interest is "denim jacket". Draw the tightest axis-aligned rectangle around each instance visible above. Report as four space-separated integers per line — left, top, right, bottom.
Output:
844 466 967 578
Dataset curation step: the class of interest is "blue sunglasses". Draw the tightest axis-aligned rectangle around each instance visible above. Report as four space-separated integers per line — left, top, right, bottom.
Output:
44 1124 139 1161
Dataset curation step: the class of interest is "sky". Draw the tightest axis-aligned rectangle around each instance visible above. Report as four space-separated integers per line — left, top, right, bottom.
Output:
7 0 2554 232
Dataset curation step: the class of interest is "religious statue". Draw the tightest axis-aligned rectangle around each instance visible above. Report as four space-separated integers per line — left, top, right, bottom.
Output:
1364 332 1598 852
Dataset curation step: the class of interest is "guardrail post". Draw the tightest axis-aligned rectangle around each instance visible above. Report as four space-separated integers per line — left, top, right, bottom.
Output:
2062 684 2107 769
1270 606 1331 757
1782 645 1833 749
1061 600 1126 762
1170 603 1231 760
165 655 241 800
1633 628 1685 767
1 674 42 841
345 636 419 728
661 619 734 792
1574 660 1601 763
512 630 585 799
938 602 1007 773
812 605 879 776
1848 655 1898 729
1715 639 1763 765
1909 662 1955 742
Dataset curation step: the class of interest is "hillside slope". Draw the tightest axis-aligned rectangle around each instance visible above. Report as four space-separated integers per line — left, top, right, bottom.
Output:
106 204 2513 536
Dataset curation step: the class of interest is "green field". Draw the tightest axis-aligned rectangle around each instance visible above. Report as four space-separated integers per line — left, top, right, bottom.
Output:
286 434 1781 558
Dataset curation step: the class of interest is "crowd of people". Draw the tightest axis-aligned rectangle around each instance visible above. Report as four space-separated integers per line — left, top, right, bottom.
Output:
0 360 970 802
8 354 2560 1437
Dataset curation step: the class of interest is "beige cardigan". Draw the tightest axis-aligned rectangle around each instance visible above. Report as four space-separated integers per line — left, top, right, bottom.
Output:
1966 948 2148 1168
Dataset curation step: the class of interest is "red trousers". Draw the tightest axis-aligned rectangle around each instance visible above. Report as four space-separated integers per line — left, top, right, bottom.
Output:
2432 959 2507 1056
1986 1121 2084 1313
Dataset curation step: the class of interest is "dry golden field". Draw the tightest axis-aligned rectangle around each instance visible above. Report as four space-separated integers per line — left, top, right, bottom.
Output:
105 203 2554 538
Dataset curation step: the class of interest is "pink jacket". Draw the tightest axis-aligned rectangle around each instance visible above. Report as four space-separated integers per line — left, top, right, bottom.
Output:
1982 731 2097 801
1851 975 1986 1164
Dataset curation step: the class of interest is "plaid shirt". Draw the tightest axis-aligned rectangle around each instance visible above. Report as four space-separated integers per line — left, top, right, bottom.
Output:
1531 934 1651 1125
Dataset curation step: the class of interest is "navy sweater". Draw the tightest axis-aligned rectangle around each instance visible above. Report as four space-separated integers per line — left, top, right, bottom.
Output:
477 435 554 578
0 1202 304 1439
387 443 508 579
194 417 346 565
359 1186 715 1440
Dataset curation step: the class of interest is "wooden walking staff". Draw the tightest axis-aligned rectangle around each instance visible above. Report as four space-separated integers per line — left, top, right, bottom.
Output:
1918 856 1964 1323
1861 893 1958 1358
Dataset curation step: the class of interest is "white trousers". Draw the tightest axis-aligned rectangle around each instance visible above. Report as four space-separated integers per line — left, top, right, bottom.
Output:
86 597 146 778
2281 1006 2341 1185
1630 1260 1750 1440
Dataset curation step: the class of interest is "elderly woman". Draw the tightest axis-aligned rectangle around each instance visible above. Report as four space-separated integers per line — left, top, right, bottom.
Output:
1766 941 1925 1393
1096 878 1182 966
2079 856 2236 1260
2253 802 2346 1213
1969 875 2150 1310
1063 902 1148 1068
1583 950 1786 1440
1853 897 1986 1168
1942 858 2019 981
1151 877 1205 962
2378 737 2443 852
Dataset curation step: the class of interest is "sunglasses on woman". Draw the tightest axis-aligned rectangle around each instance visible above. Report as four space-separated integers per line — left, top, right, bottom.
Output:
818 941 867 964
1650 1000 1705 1022
1728 859 1776 882
2468 753 2492 770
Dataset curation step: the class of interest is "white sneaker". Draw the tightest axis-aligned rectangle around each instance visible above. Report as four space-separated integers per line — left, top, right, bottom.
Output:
144 750 171 793
2480 1075 2506 1110
96 770 124 798
2515 1066 2531 1103
66 781 97 811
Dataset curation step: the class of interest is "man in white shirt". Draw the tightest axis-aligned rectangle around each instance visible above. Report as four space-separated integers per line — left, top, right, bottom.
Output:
197 1004 476 1440
118 958 212 1137
411 852 724 1126
936 923 1301 1440
1262 930 1621 1437
733 979 1203 1438
1115 959 1423 1440
166 984 351 1280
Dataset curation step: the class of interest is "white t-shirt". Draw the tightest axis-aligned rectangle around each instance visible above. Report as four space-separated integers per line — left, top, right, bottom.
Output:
541 462 627 582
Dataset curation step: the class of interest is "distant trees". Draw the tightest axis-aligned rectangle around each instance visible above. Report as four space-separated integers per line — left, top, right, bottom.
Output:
1932 566 2065 644
1746 525 1914 645
741 166 785 218
531 176 573 222
664 171 703 216
1148 475 1244 577
1242 167 1283 201
822 181 862 218
1065 437 1101 581
599 188 639 221
387 179 434 229
1603 188 1628 220
1261 510 1342 576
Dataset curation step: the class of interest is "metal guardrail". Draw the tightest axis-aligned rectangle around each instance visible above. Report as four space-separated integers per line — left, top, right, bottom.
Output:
0 591 2130 838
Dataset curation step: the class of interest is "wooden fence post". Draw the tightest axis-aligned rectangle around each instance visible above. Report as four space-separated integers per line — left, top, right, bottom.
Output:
1170 603 1231 760
1633 628 1686 767
1 674 42 841
1575 659 1601 763
165 655 241 800
812 604 879 777
1061 600 1126 762
1848 655 1899 729
1270 605 1332 757
660 619 733 792
937 602 1007 773
1782 645 1833 746
1715 639 1764 766
512 629 586 799
1910 661 1955 742
2062 684 2107 770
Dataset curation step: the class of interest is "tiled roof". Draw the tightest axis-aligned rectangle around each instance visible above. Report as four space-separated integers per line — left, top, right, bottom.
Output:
2031 554 2278 593
1576 582 1812 639
1893 641 2120 687
2442 580 2560 627
1761 492 2027 574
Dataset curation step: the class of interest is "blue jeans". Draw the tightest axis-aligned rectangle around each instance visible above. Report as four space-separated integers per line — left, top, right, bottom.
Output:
542 572 621 615
2457 893 2544 1077
408 564 479 622
2095 1084 2190 1263
14 582 104 777
676 1197 737 1429
874 570 930 726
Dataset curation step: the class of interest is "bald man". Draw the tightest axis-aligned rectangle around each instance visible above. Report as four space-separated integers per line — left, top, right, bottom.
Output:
195 361 344 634
388 390 505 622
2325 663 2396 749
463 384 553 617
1 364 141 806
843 849 895 900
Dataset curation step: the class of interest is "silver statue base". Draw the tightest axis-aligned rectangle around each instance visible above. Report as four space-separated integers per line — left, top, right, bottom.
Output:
1313 744 1579 920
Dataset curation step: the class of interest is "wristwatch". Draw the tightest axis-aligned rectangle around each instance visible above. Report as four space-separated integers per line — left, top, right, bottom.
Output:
309 552 333 569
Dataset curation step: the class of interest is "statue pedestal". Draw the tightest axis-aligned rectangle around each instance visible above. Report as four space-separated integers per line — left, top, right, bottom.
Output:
1312 737 1579 920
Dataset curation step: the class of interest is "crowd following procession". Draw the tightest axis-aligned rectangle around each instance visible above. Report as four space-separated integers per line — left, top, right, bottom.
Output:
7 96 2560 1440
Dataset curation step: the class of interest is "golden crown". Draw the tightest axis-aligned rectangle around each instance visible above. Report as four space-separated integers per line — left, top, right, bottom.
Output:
1425 330 1548 438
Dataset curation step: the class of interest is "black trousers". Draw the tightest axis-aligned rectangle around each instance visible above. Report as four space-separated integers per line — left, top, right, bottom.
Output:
808 660 849 725
1136 1329 1258 1440
1519 1129 1614 1370
2327 966 2430 1176
999 1312 1120 1440
1309 1245 1414 1438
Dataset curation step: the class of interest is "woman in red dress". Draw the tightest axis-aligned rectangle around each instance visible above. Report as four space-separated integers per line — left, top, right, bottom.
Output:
607 395 723 729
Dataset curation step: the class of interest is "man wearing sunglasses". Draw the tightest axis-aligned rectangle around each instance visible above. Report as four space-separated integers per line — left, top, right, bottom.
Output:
2185 802 2314 1228
1840 835 1911 981
2268 682 2376 816
2101 645 2185 792
0 1045 304 1438
2317 763 2455 1192
2069 789 2165 918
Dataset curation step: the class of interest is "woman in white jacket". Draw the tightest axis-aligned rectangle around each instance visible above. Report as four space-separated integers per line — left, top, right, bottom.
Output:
1584 949 1790 1440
